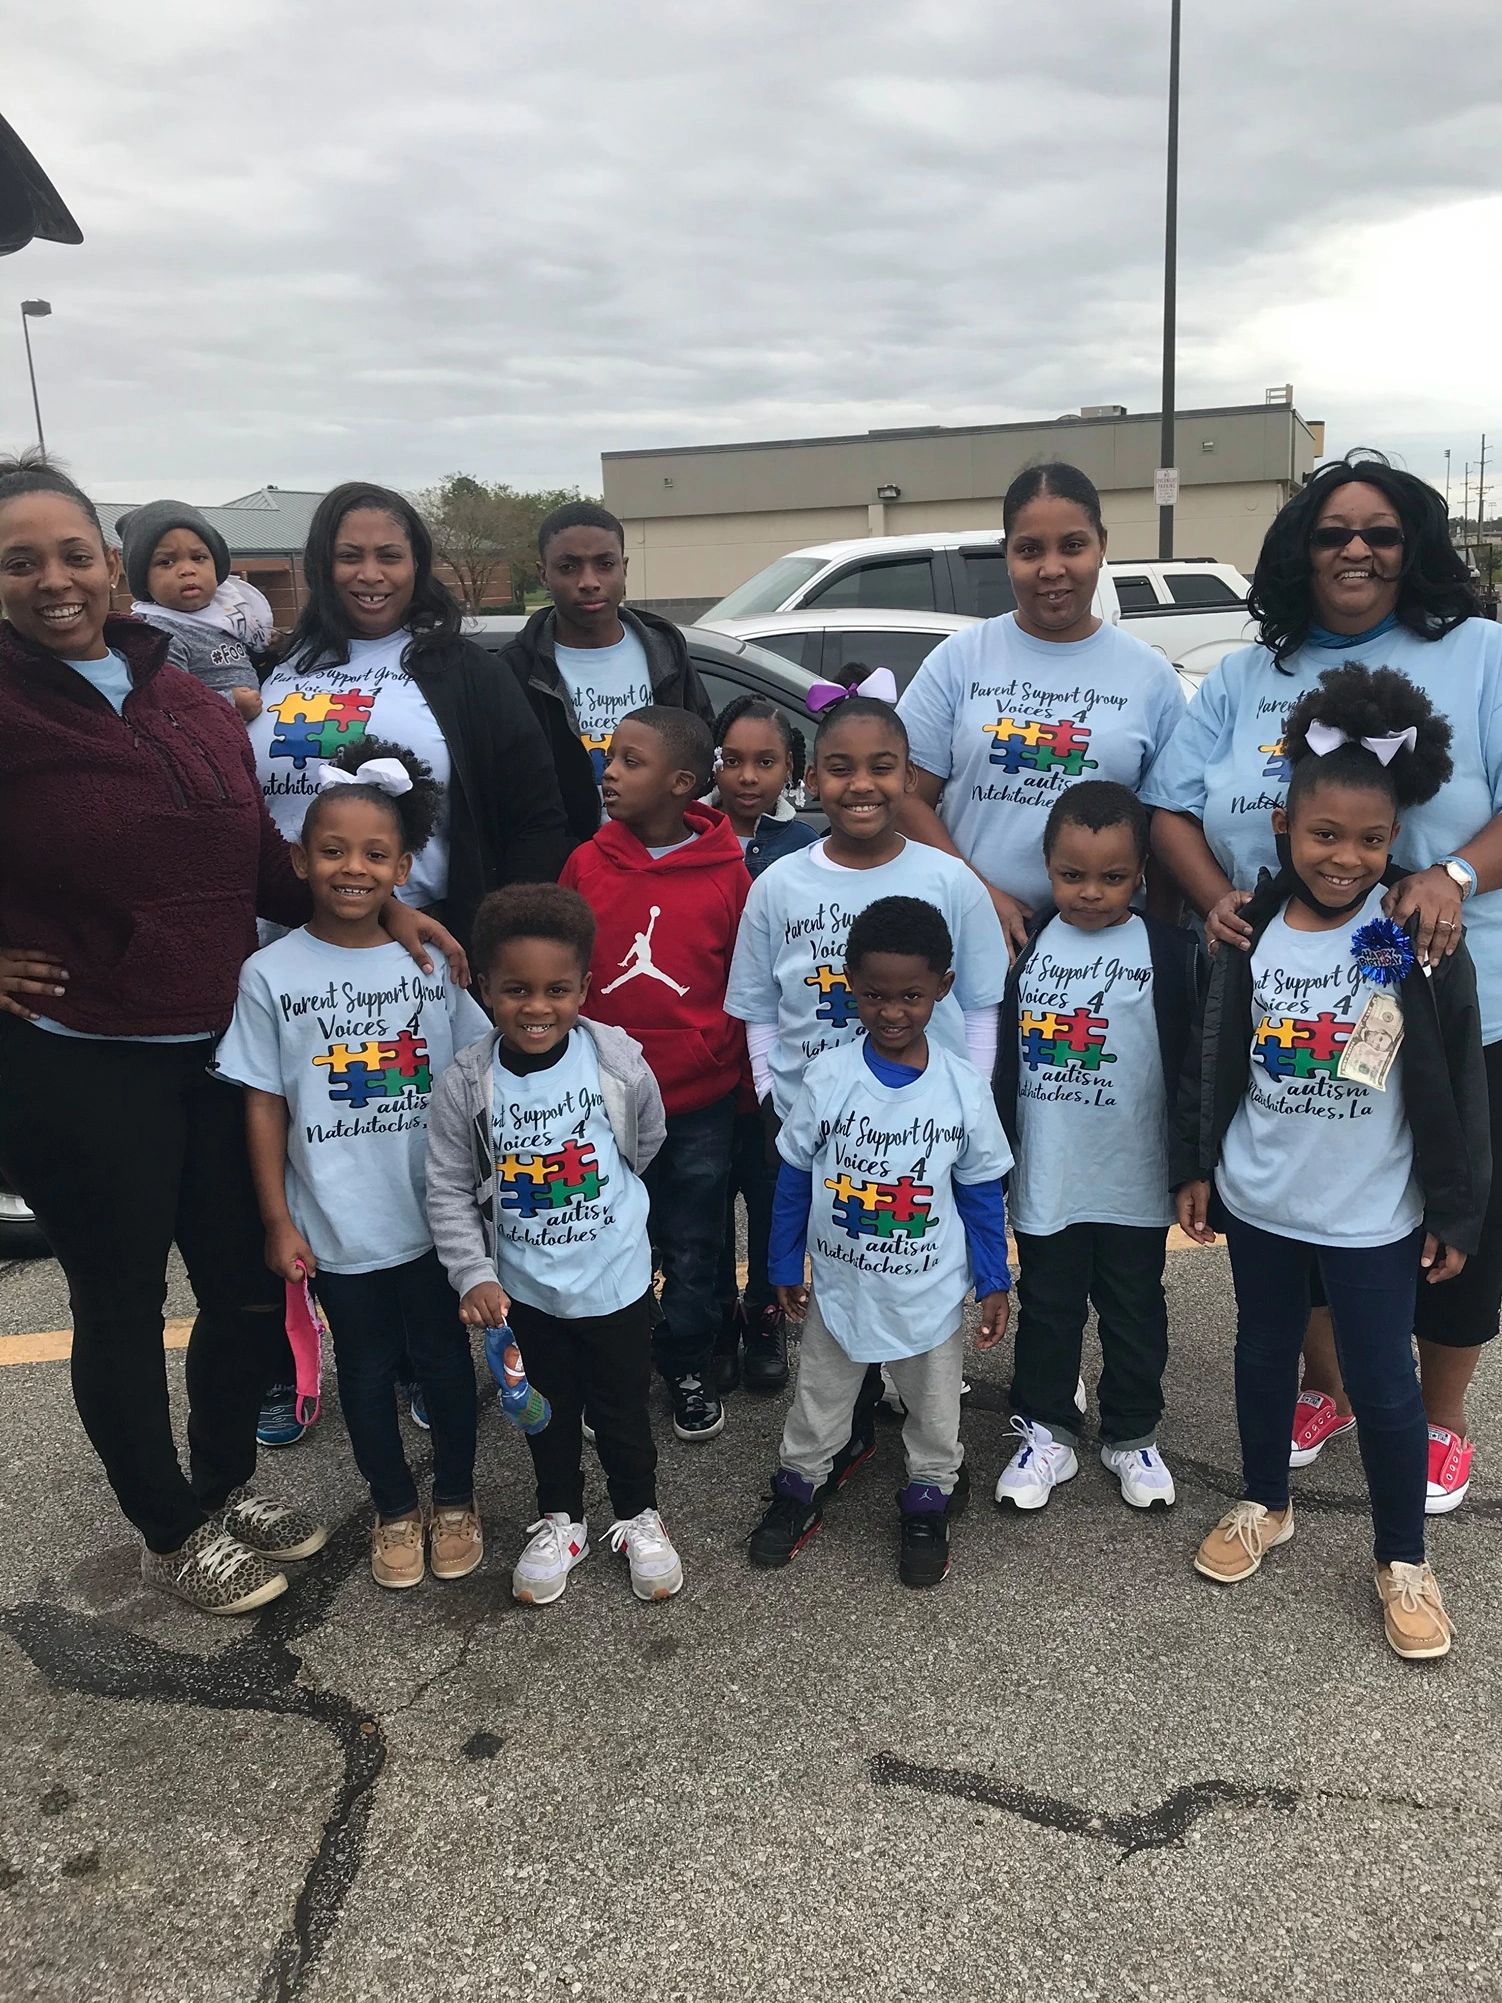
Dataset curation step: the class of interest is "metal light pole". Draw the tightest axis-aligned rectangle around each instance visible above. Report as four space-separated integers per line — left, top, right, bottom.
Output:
1444 447 1452 522
20 298 50 453
1157 0 1182 561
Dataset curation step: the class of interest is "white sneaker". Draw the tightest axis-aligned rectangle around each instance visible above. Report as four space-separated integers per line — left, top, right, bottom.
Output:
1074 1375 1087 1415
994 1418 1078 1511
1101 1443 1177 1510
608 1508 685 1602
511 1513 589 1605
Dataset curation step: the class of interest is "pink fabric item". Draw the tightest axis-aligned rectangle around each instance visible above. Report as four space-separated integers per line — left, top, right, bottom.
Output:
284 1270 326 1427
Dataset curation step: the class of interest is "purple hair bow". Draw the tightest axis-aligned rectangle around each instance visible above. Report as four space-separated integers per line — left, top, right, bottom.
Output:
806 666 899 715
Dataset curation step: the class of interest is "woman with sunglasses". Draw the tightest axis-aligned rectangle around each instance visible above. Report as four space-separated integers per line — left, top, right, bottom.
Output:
1145 452 1502 1512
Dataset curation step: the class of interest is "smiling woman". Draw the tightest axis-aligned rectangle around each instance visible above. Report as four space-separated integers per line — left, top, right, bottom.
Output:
1142 452 1502 1501
248 483 569 951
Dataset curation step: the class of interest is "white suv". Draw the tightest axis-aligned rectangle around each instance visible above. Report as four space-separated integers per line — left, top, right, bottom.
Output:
1107 559 1255 683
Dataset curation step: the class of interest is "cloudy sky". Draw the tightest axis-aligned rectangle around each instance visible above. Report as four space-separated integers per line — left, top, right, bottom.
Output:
7 0 1499 513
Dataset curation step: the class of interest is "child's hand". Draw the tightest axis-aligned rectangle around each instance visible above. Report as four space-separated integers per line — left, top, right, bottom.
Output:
1176 1180 1217 1246
460 1281 512 1329
775 1282 809 1321
975 1290 1011 1350
267 1222 317 1283
1421 1233 1468 1284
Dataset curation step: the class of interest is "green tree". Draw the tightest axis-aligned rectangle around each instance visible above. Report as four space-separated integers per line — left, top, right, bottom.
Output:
414 475 596 609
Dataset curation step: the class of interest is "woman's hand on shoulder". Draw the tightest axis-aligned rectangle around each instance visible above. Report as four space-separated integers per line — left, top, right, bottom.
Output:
987 885 1032 961
0 948 69 1023
1384 866 1463 968
384 903 471 987
1205 890 1253 955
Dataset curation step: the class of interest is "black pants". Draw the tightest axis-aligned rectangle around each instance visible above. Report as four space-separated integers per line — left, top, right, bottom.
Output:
644 1093 736 1380
314 1251 477 1519
1413 1034 1502 1349
508 1289 657 1521
1012 1223 1170 1448
0 1019 284 1553
716 1108 776 1318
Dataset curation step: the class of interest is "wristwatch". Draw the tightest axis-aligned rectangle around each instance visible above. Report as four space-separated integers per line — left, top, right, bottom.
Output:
1440 855 1478 901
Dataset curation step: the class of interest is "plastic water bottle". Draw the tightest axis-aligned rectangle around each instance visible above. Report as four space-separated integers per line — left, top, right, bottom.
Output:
483 1324 551 1436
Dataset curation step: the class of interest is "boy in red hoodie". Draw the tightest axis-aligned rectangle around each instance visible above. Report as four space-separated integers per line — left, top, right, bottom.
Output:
560 706 751 1442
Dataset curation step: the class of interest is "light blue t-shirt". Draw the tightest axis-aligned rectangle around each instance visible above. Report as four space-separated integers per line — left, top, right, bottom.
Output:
777 1038 1013 1362
554 625 653 811
1010 914 1172 1235
247 630 454 909
1215 886 1422 1250
213 928 491 1275
1141 619 1502 1042
489 1030 652 1318
725 837 1007 1118
897 614 1185 909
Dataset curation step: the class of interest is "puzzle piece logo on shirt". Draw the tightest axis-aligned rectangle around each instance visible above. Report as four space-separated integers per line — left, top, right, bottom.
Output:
1018 1007 1117 1073
1258 739 1291 781
825 1171 935 1241
982 715 1099 778
267 688 376 770
1253 1011 1352 1080
311 1030 432 1107
496 1138 608 1218
804 964 855 1028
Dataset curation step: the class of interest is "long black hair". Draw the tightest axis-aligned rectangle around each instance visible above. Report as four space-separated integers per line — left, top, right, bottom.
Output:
1283 662 1453 817
1248 452 1477 666
286 482 462 672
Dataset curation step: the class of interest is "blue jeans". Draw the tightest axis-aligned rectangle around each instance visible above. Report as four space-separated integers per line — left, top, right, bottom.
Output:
1222 1213 1428 1566
315 1250 478 1519
645 1093 736 1380
716 1108 777 1318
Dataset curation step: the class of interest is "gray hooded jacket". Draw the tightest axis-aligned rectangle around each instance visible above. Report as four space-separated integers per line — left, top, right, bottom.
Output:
425 1019 667 1301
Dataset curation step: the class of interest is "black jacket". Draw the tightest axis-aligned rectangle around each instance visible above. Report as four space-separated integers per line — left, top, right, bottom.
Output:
994 908 1204 1153
1172 868 1492 1254
405 633 571 949
501 605 715 847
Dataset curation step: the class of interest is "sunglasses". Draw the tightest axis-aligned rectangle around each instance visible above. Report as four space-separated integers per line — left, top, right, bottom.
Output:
1309 524 1404 552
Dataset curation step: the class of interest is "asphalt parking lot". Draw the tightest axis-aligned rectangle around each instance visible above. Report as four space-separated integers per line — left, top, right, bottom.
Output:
1 1244 1499 2003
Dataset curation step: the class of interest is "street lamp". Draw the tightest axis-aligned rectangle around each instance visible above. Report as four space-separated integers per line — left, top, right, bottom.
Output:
1157 0 1182 561
20 298 50 453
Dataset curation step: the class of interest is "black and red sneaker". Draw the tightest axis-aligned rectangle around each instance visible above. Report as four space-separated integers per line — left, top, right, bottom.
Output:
748 1472 822 1568
819 1418 877 1500
897 1478 962 1589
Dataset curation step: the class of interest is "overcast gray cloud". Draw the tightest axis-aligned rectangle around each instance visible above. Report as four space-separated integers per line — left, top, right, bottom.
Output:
7 0 1499 509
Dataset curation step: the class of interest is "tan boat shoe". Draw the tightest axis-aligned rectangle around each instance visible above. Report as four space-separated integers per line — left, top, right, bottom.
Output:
1376 1562 1454 1661
371 1514 425 1590
430 1504 484 1582
1192 1500 1294 1583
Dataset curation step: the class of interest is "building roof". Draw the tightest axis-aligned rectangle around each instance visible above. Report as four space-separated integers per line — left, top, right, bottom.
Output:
98 486 324 557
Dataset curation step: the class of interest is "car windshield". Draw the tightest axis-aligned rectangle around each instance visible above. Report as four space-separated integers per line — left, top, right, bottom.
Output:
704 556 827 619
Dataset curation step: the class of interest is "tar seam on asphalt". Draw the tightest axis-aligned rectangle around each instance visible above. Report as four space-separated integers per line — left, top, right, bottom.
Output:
1 1507 387 2003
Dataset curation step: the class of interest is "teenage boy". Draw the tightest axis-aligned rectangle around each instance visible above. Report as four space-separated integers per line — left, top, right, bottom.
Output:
560 705 750 1441
504 501 715 847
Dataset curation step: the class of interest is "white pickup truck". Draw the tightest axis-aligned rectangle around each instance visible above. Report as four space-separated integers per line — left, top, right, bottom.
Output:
703 534 1255 683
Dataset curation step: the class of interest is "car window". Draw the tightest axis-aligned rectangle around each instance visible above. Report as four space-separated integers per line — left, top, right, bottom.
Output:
959 550 1016 618
741 629 818 671
693 663 816 777
1113 575 1159 613
1166 573 1246 608
824 627 943 692
704 556 829 620
805 557 937 612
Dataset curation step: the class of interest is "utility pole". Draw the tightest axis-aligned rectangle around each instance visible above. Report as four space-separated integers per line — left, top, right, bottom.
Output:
1157 0 1182 561
1478 433 1488 547
20 298 50 453
1445 447 1452 523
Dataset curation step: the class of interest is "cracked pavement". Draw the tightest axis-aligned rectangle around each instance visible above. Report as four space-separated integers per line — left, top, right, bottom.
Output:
2 1245 1500 2003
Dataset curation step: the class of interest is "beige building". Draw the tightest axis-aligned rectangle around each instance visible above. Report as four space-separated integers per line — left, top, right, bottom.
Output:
603 402 1324 616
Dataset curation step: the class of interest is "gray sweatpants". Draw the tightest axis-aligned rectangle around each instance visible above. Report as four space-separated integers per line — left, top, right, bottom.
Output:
780 1292 965 1494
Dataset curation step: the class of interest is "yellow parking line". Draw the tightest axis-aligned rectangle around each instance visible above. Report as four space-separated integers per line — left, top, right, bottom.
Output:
0 1318 193 1366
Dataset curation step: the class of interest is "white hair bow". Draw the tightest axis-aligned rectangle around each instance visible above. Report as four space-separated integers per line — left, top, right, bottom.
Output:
807 665 900 714
315 758 414 796
1304 720 1417 767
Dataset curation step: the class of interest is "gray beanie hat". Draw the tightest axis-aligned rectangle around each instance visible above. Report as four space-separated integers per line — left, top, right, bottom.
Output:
119 499 231 602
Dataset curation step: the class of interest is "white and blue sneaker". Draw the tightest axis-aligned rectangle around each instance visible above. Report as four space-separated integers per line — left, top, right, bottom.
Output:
994 1417 1078 1511
256 1385 305 1450
1102 1443 1177 1510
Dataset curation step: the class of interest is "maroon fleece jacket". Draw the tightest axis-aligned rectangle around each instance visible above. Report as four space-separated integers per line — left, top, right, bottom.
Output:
560 801 751 1115
0 615 308 1036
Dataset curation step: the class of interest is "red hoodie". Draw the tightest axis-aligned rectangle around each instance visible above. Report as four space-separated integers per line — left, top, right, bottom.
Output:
560 802 750 1115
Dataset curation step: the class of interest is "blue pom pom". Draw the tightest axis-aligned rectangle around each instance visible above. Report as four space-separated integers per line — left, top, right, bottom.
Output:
1350 916 1415 988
